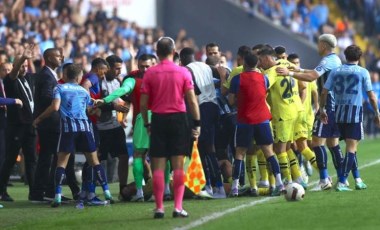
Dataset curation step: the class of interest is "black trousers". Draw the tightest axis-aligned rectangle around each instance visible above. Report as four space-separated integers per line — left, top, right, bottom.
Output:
0 124 36 194
0 128 5 173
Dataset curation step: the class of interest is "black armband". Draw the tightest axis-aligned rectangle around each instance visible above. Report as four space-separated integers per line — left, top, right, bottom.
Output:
193 119 201 127
144 123 151 128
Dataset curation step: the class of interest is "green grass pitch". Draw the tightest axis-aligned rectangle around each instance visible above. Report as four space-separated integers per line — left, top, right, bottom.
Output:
1 139 379 229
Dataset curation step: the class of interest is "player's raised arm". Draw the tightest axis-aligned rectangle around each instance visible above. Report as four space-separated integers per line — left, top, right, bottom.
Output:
276 67 319 82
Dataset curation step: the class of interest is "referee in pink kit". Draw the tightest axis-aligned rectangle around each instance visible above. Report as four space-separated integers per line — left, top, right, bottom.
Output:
140 37 200 219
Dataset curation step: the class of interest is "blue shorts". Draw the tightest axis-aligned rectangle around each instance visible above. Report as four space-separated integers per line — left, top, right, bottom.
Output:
338 123 363 140
313 111 340 138
234 122 273 148
199 102 219 145
89 121 100 147
57 131 97 153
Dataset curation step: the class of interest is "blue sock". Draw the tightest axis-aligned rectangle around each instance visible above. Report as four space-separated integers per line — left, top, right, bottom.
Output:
233 159 242 180
94 164 109 191
329 145 343 177
352 153 360 179
339 152 355 183
55 167 66 195
267 155 281 176
292 149 302 166
87 165 96 194
239 160 245 186
313 146 328 179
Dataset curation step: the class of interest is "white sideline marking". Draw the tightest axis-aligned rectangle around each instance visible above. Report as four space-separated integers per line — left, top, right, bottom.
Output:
174 158 380 230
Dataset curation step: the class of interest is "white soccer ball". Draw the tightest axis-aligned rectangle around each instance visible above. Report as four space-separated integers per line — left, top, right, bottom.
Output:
284 183 305 201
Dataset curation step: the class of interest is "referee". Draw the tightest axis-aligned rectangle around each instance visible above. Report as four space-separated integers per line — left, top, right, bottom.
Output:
140 37 200 219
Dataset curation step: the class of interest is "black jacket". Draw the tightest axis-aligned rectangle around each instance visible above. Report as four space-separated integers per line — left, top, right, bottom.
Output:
34 66 60 131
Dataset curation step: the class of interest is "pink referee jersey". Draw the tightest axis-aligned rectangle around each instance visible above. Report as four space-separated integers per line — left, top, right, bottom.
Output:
141 59 194 114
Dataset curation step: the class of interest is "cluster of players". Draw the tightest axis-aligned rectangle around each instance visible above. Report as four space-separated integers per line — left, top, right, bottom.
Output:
1 33 378 218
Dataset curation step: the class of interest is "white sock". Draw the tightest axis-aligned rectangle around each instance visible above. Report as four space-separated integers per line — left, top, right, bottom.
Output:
232 179 239 190
275 174 283 186
355 178 363 183
136 188 143 197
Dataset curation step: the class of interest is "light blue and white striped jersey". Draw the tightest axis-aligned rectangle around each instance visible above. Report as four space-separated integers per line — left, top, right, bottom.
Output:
314 53 342 112
324 64 372 123
54 83 92 132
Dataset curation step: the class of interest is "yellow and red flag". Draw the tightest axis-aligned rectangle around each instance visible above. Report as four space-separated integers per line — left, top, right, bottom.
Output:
184 142 206 195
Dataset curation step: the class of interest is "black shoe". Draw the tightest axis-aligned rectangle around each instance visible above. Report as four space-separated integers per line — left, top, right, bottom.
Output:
0 192 14 202
248 188 259 197
164 193 172 201
51 200 61 208
172 209 189 218
154 210 165 219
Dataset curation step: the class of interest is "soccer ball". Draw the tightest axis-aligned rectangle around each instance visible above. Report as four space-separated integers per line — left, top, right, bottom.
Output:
284 183 305 201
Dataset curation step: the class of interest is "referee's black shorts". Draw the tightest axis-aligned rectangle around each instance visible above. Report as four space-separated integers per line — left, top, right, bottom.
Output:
150 112 190 158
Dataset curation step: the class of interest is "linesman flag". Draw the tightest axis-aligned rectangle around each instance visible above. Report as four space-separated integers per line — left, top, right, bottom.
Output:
184 141 206 195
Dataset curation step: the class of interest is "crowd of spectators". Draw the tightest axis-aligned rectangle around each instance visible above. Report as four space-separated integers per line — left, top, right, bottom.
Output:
0 0 229 75
239 0 333 43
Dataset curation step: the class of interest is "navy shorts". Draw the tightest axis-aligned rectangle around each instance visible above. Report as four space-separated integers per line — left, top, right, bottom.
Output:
57 131 97 153
338 123 363 140
98 126 128 160
313 111 340 138
234 121 273 148
199 102 219 145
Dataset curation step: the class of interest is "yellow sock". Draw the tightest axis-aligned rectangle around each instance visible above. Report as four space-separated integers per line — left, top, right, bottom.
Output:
246 154 257 189
278 152 291 182
227 177 233 184
301 147 318 170
256 149 268 182
287 149 301 181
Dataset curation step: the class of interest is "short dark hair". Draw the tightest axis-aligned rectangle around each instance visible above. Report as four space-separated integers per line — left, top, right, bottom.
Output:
138 54 152 62
257 47 276 57
287 53 299 61
344 45 362 62
148 54 157 61
244 52 258 68
237 45 251 58
91 57 108 69
66 64 83 80
43 48 60 61
206 42 219 50
205 56 220 66
62 63 73 72
274 46 286 55
156 37 175 57
173 52 180 63
252 44 265 52
179 47 195 66
106 55 123 68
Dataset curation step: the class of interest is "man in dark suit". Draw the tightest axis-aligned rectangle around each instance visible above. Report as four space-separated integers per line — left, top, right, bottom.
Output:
0 45 37 202
31 48 63 202
0 62 13 173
